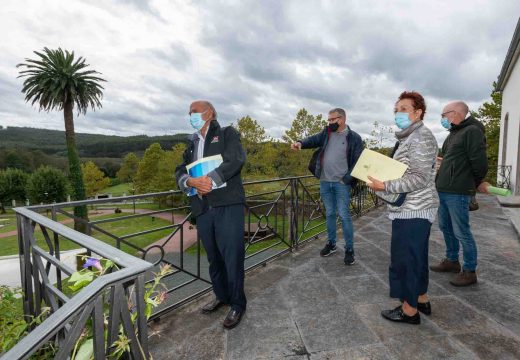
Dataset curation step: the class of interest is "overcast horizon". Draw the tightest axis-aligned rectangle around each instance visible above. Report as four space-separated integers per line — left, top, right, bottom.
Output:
1 1 519 146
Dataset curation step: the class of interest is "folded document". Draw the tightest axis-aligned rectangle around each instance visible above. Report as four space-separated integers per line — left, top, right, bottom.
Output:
350 148 408 183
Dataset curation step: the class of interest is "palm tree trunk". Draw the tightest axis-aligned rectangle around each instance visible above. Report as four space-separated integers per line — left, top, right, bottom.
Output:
64 100 89 233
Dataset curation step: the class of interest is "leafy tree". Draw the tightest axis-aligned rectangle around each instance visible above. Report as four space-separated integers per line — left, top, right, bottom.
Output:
279 109 327 176
17 47 106 232
0 169 29 212
366 121 394 150
235 116 275 177
26 166 69 204
283 108 327 142
81 161 110 198
3 150 32 172
170 143 187 172
134 143 165 193
236 115 268 148
117 152 139 183
153 150 180 198
471 82 501 184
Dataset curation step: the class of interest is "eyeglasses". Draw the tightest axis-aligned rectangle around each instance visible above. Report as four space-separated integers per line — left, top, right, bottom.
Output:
328 116 342 122
441 110 455 118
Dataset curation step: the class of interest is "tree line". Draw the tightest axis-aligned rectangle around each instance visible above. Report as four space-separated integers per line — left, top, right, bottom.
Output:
0 89 502 212
0 126 188 157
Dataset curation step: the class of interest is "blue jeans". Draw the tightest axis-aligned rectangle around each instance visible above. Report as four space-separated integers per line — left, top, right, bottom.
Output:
320 181 354 251
438 192 478 271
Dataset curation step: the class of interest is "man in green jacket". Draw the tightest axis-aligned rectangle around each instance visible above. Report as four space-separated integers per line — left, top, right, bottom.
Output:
430 101 489 286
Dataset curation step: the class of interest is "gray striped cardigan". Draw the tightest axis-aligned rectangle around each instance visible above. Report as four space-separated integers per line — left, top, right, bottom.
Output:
381 121 439 219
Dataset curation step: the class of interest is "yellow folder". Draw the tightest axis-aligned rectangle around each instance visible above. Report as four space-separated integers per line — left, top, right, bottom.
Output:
351 149 408 183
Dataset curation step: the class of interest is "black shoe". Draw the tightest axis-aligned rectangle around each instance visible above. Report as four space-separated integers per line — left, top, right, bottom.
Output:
344 249 355 265
417 302 431 316
381 305 420 325
223 308 244 329
201 297 226 314
399 299 432 316
320 243 337 257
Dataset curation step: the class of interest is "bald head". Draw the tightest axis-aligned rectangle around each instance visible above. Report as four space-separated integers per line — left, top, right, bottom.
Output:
189 100 217 120
442 100 469 126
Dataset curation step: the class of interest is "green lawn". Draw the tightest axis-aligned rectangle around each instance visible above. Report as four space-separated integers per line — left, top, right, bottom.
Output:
0 212 173 257
0 214 17 233
91 215 173 255
96 203 166 211
185 212 326 257
100 182 133 197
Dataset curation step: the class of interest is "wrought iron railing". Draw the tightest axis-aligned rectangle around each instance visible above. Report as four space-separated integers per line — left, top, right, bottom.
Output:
5 176 381 359
4 207 153 359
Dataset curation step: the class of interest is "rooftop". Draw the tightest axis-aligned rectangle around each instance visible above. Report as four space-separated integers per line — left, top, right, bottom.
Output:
149 195 520 359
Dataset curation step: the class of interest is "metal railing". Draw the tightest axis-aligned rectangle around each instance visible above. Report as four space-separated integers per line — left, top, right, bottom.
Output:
5 176 381 359
5 207 153 359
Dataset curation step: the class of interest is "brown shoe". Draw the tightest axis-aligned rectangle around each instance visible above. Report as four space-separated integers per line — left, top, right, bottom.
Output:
450 271 477 287
201 297 227 314
430 258 461 273
223 308 244 329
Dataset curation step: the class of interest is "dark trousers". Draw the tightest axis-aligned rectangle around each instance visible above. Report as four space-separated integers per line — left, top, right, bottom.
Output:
389 218 431 308
197 204 246 311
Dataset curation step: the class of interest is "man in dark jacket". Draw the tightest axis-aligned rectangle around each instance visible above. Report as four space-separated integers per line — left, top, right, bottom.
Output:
291 108 363 264
430 101 489 287
176 100 247 329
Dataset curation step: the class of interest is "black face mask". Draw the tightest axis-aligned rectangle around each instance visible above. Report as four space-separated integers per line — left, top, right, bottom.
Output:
328 123 340 132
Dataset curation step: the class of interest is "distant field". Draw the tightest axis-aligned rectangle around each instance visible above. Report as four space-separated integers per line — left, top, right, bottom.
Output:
0 212 172 257
101 182 133 197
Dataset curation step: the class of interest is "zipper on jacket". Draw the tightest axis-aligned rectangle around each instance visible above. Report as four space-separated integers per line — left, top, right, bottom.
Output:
449 164 454 186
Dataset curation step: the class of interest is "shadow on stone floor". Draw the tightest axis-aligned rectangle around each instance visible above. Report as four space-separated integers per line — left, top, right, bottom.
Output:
149 195 520 360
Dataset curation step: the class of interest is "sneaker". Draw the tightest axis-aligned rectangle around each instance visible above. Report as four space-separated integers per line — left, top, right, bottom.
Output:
344 249 355 265
320 243 337 257
450 270 477 287
429 258 461 273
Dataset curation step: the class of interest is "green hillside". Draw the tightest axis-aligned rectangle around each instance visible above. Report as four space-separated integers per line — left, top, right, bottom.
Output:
0 126 189 157
0 126 190 175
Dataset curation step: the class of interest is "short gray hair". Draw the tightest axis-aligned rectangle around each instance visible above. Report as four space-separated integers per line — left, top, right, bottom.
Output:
203 101 218 120
329 108 346 119
453 101 469 117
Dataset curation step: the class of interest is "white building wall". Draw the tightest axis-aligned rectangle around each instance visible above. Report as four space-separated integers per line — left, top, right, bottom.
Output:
499 58 520 194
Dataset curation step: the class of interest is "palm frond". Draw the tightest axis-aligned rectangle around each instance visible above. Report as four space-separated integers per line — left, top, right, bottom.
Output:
17 47 106 113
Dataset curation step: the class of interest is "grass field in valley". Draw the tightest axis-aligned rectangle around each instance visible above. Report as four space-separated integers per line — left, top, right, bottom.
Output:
0 212 172 257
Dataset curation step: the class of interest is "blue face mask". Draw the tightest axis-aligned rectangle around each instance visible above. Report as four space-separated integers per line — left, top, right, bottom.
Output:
394 112 412 129
440 117 451 130
190 112 206 131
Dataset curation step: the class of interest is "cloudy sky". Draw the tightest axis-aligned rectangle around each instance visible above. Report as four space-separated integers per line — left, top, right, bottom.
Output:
0 0 518 145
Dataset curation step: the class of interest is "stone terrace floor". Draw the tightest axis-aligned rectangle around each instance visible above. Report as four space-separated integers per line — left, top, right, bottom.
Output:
149 195 520 360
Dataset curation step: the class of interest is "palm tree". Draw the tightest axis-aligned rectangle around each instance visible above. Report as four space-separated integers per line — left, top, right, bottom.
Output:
17 48 106 232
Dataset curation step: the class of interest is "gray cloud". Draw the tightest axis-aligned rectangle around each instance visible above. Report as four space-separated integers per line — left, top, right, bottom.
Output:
0 0 518 144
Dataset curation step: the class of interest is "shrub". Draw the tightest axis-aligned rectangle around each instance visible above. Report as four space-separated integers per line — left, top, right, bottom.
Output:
26 166 70 204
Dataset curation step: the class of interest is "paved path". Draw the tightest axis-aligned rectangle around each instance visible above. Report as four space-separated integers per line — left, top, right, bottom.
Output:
149 195 520 359
134 209 198 253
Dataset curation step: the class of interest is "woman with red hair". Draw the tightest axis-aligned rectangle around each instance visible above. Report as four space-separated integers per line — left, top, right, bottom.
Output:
367 91 439 325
